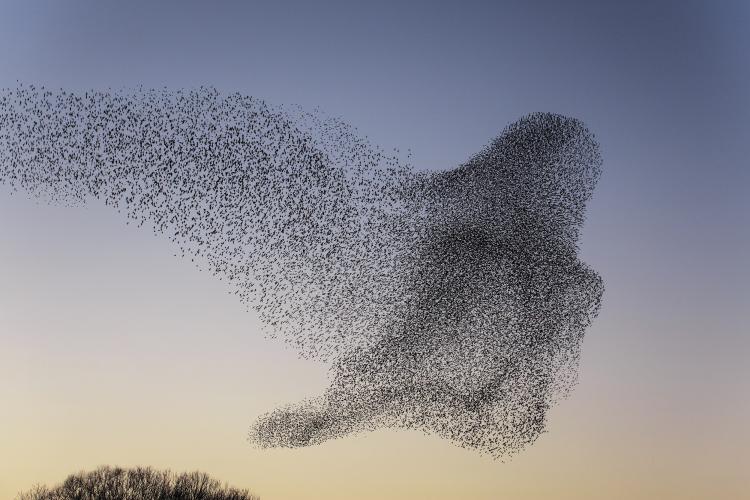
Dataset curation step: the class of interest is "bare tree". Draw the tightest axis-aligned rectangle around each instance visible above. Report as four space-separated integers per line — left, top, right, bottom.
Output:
16 466 259 500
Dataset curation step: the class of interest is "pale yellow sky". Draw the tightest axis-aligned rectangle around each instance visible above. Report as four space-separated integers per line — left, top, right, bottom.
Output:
1 194 747 500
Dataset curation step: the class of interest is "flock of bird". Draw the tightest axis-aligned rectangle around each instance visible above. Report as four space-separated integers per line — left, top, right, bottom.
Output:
0 83 603 458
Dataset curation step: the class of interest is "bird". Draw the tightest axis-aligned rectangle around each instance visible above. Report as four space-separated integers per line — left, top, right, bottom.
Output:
0 84 603 459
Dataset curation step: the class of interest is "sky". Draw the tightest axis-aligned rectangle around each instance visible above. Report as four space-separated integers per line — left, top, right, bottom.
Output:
0 1 748 499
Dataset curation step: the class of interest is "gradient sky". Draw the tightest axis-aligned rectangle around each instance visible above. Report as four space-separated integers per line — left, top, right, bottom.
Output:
0 1 748 499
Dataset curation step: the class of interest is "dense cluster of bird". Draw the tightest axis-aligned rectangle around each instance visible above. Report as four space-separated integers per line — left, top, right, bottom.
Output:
0 84 603 458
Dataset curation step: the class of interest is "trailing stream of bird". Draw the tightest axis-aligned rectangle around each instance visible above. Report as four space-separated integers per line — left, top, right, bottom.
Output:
0 84 603 458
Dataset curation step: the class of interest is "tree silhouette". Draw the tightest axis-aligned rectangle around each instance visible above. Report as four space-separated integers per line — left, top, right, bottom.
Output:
16 466 259 500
